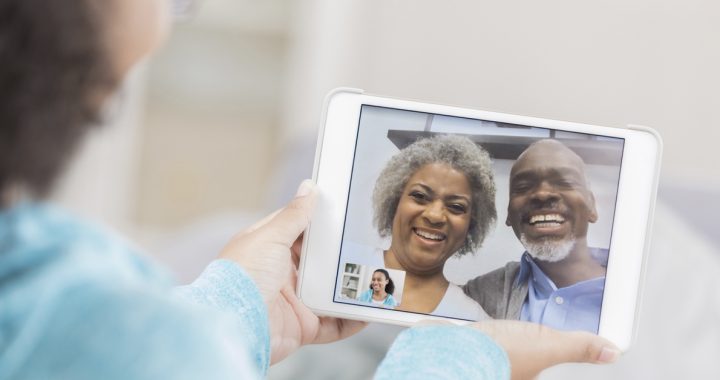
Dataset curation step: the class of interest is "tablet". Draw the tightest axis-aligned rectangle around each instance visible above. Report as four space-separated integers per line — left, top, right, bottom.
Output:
298 88 662 351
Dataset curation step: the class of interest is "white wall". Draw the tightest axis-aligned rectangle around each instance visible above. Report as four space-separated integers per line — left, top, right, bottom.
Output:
282 0 720 188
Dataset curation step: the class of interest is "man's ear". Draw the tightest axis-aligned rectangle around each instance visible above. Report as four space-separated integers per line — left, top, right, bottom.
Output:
505 212 511 226
587 192 598 223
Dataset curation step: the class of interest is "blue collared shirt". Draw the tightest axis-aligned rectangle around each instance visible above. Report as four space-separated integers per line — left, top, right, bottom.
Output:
517 249 608 334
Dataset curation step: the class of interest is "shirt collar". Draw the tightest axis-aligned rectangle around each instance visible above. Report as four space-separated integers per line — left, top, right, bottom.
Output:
515 248 609 289
516 252 557 294
515 252 532 287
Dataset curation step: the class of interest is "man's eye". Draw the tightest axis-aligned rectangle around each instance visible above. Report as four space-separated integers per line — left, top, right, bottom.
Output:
555 179 576 188
512 183 532 193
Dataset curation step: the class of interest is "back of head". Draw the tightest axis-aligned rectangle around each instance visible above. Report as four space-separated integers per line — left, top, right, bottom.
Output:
0 0 117 200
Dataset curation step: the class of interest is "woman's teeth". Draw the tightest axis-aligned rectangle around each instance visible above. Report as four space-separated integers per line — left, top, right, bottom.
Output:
414 228 445 241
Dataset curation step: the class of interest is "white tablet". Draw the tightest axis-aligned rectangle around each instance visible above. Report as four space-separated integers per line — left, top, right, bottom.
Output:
298 88 661 351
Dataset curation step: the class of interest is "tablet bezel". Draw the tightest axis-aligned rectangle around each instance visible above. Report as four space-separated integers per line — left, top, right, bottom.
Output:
297 88 661 351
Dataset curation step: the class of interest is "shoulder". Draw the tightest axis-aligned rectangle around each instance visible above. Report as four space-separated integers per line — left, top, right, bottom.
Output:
357 289 372 301
0 203 170 290
464 262 521 293
461 262 522 319
434 284 489 320
1 204 174 340
445 283 473 301
7 277 257 379
0 205 258 378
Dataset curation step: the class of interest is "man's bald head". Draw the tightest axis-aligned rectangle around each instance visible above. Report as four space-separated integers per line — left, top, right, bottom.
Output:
511 139 587 181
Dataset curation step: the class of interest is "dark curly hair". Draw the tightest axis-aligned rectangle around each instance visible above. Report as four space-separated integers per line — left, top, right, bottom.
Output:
369 268 395 295
0 0 118 199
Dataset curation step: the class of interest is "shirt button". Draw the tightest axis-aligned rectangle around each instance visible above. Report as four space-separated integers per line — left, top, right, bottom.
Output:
554 296 564 305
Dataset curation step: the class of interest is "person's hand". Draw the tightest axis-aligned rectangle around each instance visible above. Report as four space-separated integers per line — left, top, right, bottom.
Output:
470 319 620 380
219 180 366 364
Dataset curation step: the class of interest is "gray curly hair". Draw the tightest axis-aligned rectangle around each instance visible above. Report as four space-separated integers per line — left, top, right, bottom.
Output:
372 135 497 255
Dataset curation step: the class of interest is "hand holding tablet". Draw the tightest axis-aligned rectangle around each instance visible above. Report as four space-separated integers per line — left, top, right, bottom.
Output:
298 89 661 351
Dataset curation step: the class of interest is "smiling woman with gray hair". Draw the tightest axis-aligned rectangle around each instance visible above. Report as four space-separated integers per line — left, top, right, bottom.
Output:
370 134 497 320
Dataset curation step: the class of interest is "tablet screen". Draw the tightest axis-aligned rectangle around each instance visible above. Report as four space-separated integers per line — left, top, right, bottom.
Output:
333 105 624 333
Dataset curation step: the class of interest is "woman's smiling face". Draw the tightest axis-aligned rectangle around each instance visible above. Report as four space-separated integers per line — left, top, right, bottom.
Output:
389 163 472 276
371 271 389 292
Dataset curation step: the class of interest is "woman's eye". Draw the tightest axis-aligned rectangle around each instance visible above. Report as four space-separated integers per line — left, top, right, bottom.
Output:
409 191 428 202
447 204 467 214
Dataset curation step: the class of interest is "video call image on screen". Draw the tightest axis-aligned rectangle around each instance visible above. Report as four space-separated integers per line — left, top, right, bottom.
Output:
333 105 624 333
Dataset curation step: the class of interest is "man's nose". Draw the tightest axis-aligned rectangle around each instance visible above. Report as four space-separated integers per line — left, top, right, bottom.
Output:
530 181 559 203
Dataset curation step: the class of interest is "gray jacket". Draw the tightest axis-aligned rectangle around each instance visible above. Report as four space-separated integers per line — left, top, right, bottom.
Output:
462 262 528 319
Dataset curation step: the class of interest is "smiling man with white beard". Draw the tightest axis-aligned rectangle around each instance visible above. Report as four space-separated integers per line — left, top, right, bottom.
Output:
463 139 607 334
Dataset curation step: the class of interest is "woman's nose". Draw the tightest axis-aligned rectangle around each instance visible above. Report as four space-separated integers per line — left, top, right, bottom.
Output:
422 201 446 225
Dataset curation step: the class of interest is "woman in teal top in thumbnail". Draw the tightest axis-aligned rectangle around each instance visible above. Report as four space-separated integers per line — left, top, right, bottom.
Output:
357 269 398 308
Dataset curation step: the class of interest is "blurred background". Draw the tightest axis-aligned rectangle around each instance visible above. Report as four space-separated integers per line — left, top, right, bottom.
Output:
51 0 719 378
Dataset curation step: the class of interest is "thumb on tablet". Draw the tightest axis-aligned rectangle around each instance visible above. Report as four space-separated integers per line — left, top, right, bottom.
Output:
255 180 317 245
470 320 620 380
219 180 316 302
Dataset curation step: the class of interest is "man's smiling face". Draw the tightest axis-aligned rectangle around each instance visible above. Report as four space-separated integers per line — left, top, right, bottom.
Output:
506 140 597 262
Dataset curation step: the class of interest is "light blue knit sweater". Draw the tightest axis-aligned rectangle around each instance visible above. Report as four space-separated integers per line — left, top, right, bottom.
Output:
0 203 509 379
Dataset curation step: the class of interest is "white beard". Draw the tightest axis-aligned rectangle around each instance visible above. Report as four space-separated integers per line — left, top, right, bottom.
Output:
520 233 576 263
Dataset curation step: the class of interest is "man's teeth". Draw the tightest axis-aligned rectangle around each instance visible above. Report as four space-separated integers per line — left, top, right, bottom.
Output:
414 229 445 241
529 214 565 225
